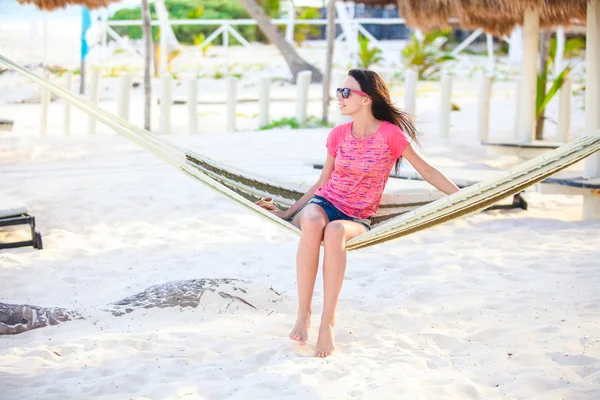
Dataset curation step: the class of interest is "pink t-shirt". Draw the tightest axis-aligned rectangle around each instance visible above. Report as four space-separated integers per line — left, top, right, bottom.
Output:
314 121 411 219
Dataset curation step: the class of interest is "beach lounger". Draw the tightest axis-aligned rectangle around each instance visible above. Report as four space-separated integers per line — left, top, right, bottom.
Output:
481 140 561 159
0 195 43 250
537 176 600 219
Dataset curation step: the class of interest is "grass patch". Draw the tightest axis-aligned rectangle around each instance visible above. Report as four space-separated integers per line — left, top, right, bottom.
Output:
259 116 333 130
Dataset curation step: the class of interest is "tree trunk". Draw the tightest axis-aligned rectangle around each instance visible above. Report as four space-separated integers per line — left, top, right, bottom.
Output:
322 0 336 122
536 30 550 140
238 0 323 83
141 0 152 131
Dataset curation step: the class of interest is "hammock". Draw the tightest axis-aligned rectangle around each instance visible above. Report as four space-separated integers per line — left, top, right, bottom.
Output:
2 54 599 251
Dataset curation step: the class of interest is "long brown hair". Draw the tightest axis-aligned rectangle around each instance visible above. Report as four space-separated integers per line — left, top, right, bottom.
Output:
348 69 419 173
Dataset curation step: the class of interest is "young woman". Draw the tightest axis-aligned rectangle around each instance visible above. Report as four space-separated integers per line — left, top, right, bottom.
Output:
257 69 460 358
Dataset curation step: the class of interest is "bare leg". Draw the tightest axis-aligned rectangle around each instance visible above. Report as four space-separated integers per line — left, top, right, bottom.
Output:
289 205 328 345
315 220 366 358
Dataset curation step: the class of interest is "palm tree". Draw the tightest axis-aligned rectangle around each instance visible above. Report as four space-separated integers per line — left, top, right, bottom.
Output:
238 0 323 83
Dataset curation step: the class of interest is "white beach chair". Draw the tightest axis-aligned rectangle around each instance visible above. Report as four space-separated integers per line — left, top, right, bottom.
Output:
0 195 43 250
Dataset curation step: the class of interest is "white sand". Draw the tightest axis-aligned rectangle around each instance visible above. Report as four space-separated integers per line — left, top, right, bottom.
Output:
1 16 600 400
1 129 599 399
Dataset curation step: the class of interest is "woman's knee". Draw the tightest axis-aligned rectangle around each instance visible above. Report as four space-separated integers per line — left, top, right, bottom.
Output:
299 206 328 232
323 221 346 244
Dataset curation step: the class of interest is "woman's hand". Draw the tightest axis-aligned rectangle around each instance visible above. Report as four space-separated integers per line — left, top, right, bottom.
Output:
255 198 290 220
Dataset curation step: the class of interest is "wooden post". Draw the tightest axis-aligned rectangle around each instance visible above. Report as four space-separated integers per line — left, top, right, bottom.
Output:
486 33 495 74
555 26 565 75
226 77 238 132
40 13 49 136
187 77 198 134
40 87 50 136
516 9 540 143
295 70 312 123
439 71 452 138
63 72 72 135
513 78 521 138
478 74 493 142
583 0 600 219
224 23 229 78
87 68 99 135
404 69 417 115
556 78 571 143
117 73 131 121
259 76 271 128
159 73 172 134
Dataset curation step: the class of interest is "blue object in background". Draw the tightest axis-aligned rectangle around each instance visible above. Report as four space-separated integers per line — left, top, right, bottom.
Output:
81 6 91 61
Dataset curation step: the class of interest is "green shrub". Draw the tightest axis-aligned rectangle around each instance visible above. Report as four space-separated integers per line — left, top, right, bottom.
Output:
259 116 333 130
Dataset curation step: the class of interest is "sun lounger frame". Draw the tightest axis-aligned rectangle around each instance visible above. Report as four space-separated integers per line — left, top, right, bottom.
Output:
0 213 43 250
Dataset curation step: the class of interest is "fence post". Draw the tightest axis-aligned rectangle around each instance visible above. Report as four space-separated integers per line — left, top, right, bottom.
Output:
259 76 271 128
477 73 493 142
187 77 198 134
159 73 172 134
439 70 452 138
63 72 72 135
226 77 238 132
87 68 99 135
117 73 131 121
404 69 417 115
295 70 312 123
556 78 571 143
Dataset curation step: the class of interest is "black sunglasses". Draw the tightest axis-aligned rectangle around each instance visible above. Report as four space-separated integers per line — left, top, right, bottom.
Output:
336 87 368 99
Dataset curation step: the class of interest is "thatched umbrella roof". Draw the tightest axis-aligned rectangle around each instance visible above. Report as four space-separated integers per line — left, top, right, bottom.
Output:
351 0 588 35
17 0 121 11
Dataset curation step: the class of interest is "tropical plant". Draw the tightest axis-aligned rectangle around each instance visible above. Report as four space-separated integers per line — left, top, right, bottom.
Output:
401 30 455 80
192 33 213 56
294 7 321 46
535 37 585 133
357 34 383 69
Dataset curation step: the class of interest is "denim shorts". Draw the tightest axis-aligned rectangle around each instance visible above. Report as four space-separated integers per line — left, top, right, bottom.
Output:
306 195 372 231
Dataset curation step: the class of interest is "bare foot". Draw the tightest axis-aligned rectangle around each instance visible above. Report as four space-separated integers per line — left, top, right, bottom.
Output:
314 324 335 358
289 313 311 345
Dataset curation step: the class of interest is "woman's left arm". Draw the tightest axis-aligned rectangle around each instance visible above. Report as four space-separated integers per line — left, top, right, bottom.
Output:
402 144 460 195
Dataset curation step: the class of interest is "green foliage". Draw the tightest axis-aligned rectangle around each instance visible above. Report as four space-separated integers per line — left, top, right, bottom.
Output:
261 0 281 17
109 0 259 45
47 65 68 76
401 30 455 80
192 32 212 56
536 65 572 120
294 8 321 46
536 37 584 123
357 34 383 69
259 116 333 130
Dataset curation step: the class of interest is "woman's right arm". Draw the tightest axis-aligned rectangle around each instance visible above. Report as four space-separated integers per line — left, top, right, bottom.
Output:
280 153 335 220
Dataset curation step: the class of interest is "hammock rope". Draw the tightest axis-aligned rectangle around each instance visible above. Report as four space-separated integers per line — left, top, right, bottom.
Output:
1 54 599 251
